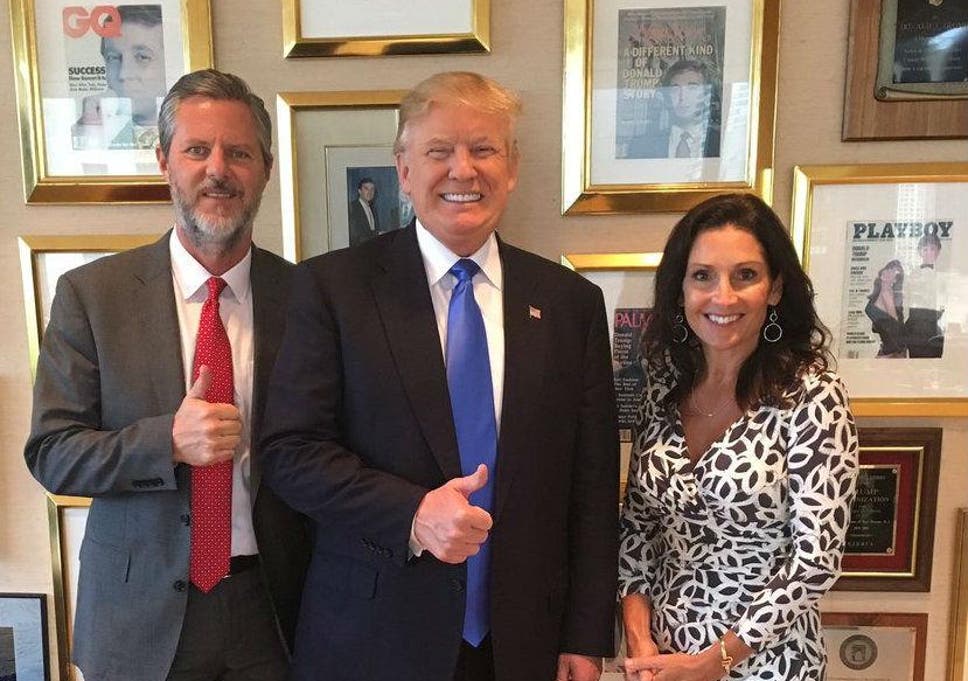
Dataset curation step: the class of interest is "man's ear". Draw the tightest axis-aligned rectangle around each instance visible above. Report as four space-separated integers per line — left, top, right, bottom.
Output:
156 146 169 179
395 152 411 195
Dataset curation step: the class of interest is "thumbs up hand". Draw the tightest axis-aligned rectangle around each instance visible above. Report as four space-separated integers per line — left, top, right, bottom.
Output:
413 464 493 564
172 365 243 466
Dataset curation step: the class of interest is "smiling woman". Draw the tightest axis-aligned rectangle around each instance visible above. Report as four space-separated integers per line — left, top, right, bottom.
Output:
619 193 860 681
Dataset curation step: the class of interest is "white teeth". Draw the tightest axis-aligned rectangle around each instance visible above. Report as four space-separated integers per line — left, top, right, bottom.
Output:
708 314 740 325
442 193 481 202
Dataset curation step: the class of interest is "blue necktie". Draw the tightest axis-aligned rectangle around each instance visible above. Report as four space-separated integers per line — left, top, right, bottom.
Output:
446 258 498 646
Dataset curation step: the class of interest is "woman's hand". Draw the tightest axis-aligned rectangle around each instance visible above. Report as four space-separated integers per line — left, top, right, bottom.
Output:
622 637 659 681
623 650 722 681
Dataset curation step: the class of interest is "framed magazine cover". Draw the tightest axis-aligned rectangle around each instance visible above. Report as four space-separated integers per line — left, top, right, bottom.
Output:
47 495 90 681
561 0 779 214
18 234 159 373
10 0 213 203
561 252 661 495
277 90 406 262
281 0 489 57
948 508 968 681
791 163 968 416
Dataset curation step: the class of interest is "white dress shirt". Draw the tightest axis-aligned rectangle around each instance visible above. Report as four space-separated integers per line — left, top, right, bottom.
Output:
169 231 258 557
359 198 376 231
409 221 505 555
415 220 504 429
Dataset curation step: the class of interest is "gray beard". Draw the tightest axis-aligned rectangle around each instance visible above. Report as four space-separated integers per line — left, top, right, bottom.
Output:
172 184 262 252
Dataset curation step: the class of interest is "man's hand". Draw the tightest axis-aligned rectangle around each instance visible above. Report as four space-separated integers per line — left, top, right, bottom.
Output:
556 653 602 681
172 366 242 466
413 464 492 563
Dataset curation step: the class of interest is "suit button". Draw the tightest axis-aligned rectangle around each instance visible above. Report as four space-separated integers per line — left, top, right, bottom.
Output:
173 580 186 592
451 578 465 593
180 514 191 526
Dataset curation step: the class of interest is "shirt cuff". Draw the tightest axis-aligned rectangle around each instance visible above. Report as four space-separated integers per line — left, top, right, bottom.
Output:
408 514 424 558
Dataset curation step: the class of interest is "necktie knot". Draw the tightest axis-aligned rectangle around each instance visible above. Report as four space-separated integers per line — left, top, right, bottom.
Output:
450 258 480 285
206 276 227 300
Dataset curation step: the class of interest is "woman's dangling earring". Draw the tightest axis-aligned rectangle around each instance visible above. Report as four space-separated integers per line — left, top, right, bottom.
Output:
672 311 689 344
762 306 783 343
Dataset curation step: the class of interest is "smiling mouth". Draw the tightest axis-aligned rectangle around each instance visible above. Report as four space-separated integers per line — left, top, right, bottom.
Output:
707 313 741 325
441 192 481 203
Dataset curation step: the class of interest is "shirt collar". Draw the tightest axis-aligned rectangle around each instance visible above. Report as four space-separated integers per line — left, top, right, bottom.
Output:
169 229 252 302
415 219 502 291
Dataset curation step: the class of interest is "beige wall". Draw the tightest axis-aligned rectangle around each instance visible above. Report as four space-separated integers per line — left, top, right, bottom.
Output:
1 1 966 679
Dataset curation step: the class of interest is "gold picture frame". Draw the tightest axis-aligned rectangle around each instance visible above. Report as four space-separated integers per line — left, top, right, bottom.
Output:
47 494 91 681
281 0 489 57
18 234 159 373
277 90 406 262
948 508 968 681
561 0 779 214
791 163 968 417
561 252 662 498
10 0 213 203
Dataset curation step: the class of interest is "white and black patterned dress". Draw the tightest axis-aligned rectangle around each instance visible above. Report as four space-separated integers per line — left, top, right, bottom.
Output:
618 368 859 680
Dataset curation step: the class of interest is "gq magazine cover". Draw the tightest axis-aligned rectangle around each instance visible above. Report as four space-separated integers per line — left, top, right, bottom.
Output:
61 4 167 151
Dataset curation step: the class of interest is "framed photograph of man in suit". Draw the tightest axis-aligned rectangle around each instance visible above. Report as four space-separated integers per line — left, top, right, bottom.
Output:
323 145 412 250
562 0 779 214
277 90 406 262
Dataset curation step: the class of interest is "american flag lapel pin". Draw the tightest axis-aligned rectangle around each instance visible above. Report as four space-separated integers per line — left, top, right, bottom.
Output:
529 305 541 320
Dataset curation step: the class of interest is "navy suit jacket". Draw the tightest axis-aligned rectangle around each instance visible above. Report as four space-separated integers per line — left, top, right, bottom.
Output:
261 225 618 681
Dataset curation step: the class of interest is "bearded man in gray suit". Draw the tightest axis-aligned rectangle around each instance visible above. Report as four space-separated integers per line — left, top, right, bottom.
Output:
24 69 309 681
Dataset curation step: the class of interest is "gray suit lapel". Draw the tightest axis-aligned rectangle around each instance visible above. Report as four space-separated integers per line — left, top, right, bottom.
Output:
134 233 185 414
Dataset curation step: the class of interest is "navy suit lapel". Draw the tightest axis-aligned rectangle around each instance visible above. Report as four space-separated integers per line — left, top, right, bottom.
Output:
134 233 185 415
249 246 288 496
494 242 548 522
371 227 462 481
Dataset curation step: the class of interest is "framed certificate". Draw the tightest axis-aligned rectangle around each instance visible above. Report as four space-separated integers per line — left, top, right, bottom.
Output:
823 612 927 681
834 428 941 592
843 0 968 141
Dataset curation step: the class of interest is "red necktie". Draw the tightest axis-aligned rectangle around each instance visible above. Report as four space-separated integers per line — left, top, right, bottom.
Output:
189 277 234 592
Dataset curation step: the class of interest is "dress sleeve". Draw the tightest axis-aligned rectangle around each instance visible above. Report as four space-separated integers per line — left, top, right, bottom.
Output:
733 371 859 650
617 371 665 598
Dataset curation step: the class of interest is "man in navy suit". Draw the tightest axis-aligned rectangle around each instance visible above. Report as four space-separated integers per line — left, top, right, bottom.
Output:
261 71 618 681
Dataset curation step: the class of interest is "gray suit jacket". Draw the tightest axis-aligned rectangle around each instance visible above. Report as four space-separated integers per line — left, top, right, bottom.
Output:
24 232 310 681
